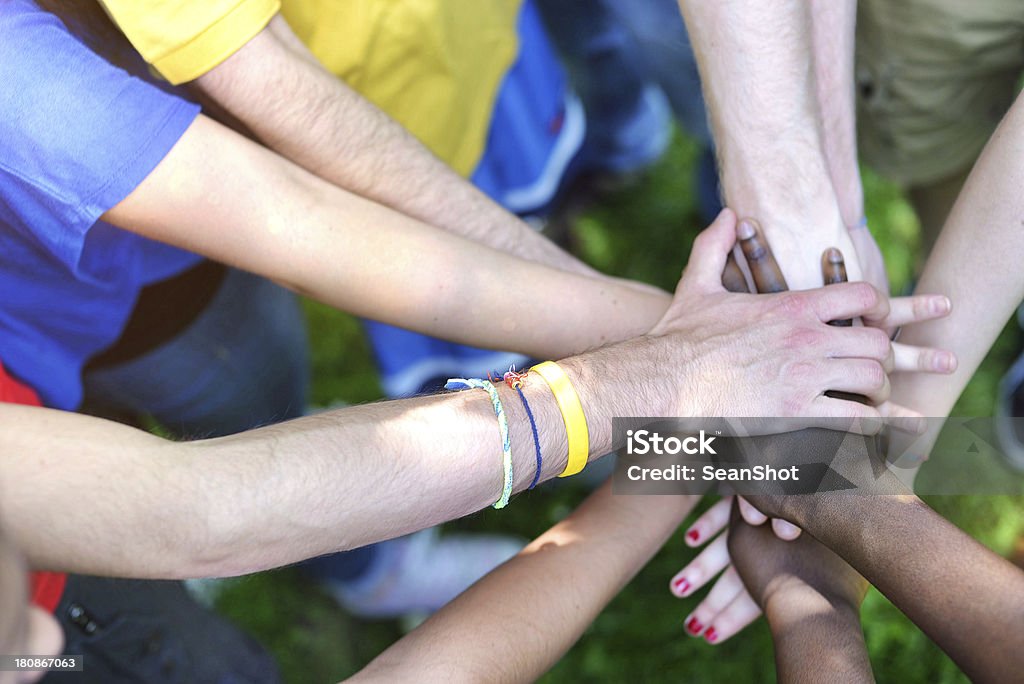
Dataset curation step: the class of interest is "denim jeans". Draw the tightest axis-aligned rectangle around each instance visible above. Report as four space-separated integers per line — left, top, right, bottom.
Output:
534 0 722 220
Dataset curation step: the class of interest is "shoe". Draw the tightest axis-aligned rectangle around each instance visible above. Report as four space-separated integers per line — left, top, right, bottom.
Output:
325 528 524 619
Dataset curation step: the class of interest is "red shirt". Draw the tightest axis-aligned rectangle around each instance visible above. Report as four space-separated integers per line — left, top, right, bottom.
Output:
0 361 67 612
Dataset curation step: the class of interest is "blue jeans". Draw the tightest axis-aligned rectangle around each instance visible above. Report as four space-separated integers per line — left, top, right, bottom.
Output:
83 267 374 581
534 0 722 220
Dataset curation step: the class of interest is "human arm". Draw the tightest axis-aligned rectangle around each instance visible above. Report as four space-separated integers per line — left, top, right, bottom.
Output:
727 502 873 684
678 0 858 289
103 114 668 359
0 212 904 580
888 92 1024 424
678 0 886 291
350 483 699 683
769 485 1024 684
190 14 599 277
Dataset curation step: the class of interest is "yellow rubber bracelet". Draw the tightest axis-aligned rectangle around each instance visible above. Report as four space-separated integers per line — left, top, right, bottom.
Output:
530 361 589 477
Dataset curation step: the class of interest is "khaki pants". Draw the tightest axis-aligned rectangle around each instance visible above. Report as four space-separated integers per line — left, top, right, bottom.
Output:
856 0 1024 185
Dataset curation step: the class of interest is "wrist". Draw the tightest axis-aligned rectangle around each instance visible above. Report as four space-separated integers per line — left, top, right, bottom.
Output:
765 584 861 634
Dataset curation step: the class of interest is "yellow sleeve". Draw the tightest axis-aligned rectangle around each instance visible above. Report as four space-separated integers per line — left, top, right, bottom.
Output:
98 0 281 85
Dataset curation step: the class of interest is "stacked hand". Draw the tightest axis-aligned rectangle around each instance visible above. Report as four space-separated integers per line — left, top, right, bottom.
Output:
645 210 953 423
669 215 954 644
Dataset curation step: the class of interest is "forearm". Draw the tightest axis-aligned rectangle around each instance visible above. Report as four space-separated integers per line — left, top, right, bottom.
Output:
801 492 1024 682
1 338 679 578
890 93 1024 418
352 483 699 683
810 0 863 228
104 116 669 359
194 15 595 276
766 595 872 684
678 0 856 288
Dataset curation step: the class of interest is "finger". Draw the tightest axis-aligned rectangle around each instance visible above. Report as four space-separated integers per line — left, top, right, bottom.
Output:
703 590 763 645
686 209 739 287
827 359 890 405
866 294 951 330
771 518 803 540
825 326 892 363
892 342 957 374
670 531 730 598
721 251 751 293
821 247 849 287
821 248 853 327
683 497 733 547
737 497 768 526
809 395 884 434
737 218 788 293
804 281 890 326
877 401 926 435
683 566 746 638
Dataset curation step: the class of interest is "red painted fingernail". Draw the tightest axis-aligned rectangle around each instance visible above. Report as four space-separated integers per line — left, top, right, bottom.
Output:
705 627 718 643
672 577 690 594
687 529 700 542
686 616 703 635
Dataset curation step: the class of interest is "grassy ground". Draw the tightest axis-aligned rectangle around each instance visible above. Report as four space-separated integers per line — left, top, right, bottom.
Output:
214 132 1024 683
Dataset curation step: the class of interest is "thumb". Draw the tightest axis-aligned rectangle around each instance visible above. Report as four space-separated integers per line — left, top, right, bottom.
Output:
685 208 737 289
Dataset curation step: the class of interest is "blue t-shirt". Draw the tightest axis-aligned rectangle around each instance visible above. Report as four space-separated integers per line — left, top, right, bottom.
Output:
0 0 203 409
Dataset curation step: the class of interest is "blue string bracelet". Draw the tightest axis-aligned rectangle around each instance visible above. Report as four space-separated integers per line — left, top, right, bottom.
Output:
445 378 514 509
503 378 542 490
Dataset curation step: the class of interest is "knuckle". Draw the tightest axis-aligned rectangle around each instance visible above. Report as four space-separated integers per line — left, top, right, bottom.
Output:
865 328 891 359
782 394 806 417
851 282 879 311
786 359 818 381
784 327 823 350
863 362 887 391
777 293 808 317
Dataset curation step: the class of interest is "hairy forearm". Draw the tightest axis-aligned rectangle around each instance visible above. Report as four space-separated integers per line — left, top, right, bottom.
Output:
802 492 1024 682
0 337 679 578
194 16 595 277
890 93 1024 419
679 0 856 288
767 596 872 684
352 483 698 683
810 0 863 228
104 116 669 360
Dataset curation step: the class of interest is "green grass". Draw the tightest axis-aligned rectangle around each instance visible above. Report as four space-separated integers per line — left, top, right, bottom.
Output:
214 132 1024 683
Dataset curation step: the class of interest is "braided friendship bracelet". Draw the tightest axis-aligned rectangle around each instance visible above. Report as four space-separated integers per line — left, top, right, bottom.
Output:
490 366 543 490
445 377 514 509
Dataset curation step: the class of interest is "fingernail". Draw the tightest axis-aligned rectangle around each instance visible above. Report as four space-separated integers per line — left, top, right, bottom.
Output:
686 616 703 635
737 219 756 240
932 296 951 315
705 627 718 643
774 520 800 538
672 577 691 594
935 353 954 373
824 247 844 264
687 529 700 543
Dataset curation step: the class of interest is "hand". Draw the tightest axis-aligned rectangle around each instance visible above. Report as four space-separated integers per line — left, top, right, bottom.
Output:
670 498 867 645
728 499 867 649
728 217 956 377
648 210 937 423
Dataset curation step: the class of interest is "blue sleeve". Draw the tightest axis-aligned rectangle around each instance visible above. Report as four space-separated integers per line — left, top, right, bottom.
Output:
0 1 201 273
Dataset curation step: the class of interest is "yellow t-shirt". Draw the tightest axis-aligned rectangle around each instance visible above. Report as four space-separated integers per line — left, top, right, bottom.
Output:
98 0 281 86
98 0 523 176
